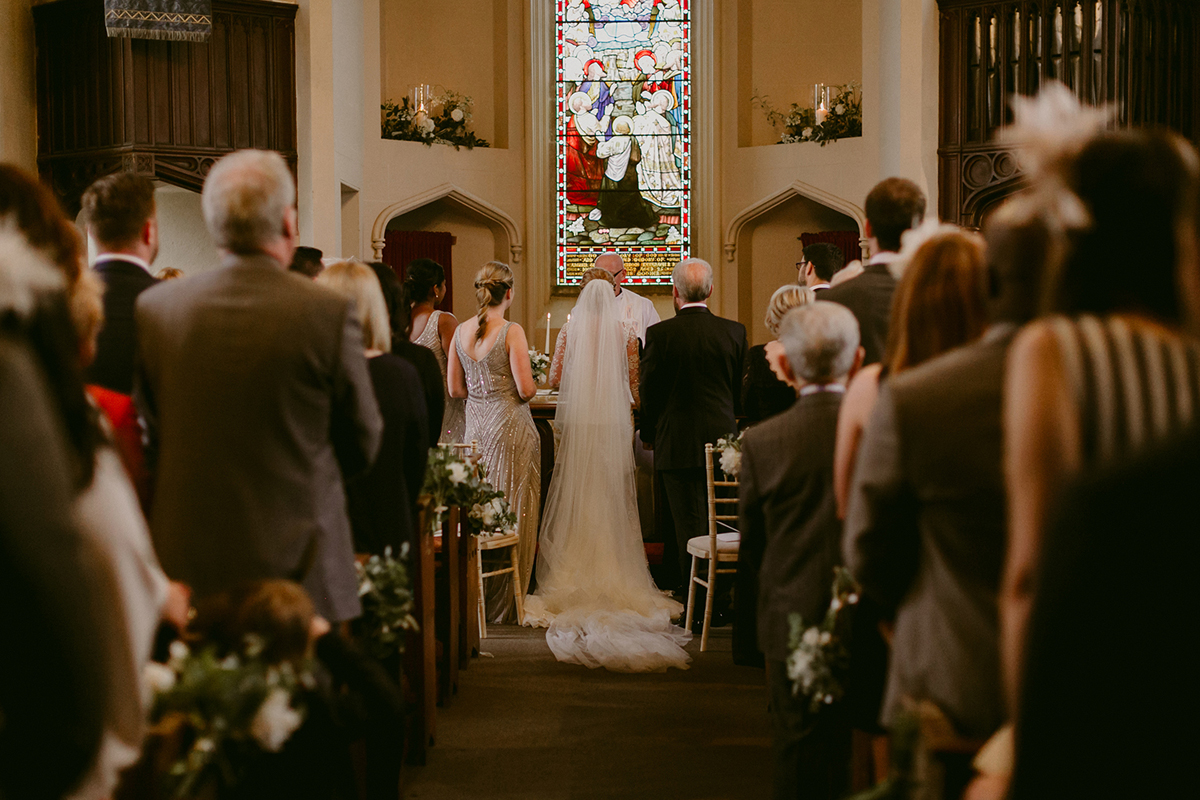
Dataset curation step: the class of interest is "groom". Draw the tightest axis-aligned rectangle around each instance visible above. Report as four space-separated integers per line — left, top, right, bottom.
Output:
640 258 747 602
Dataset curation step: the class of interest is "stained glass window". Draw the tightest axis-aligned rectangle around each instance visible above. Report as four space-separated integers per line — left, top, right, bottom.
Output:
555 0 691 287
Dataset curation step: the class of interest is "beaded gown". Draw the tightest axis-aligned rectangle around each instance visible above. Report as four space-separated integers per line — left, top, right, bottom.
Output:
415 309 466 443
456 321 541 622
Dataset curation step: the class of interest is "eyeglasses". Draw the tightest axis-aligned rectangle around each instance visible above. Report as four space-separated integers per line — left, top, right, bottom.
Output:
796 260 809 269
613 268 627 279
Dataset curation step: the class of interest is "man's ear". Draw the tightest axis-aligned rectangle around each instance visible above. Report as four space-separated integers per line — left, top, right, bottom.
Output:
142 216 157 246
779 354 799 388
704 283 714 300
864 219 873 240
282 206 299 241
846 346 866 382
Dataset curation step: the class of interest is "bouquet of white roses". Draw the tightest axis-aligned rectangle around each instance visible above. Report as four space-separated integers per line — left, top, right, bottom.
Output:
786 567 860 714
529 348 551 385
713 432 744 478
145 637 312 797
355 545 419 661
466 481 518 536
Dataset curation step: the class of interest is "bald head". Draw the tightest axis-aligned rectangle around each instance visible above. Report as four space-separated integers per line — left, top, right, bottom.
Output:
672 257 713 303
594 252 625 285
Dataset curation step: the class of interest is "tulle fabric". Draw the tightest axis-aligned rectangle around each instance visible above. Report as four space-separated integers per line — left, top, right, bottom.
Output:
523 280 691 672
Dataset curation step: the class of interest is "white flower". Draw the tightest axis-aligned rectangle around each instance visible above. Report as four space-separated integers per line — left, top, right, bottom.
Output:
250 689 303 752
447 462 469 485
818 631 832 646
168 640 190 670
802 627 821 647
220 654 240 671
143 662 177 700
450 108 464 122
802 127 813 138
834 103 846 115
358 577 374 597
830 597 842 612
194 737 216 753
418 117 435 135
719 448 741 477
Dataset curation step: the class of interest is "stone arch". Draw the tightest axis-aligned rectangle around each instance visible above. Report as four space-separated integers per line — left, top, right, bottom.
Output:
724 181 867 263
370 184 523 265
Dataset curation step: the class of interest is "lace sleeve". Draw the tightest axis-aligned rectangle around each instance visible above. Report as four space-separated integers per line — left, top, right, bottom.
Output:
549 323 569 388
624 321 640 408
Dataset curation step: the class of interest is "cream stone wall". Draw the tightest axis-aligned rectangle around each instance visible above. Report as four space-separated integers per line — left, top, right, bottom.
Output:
151 186 222 275
0 0 37 171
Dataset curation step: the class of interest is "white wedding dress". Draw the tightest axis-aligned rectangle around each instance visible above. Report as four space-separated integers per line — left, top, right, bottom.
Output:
523 280 691 672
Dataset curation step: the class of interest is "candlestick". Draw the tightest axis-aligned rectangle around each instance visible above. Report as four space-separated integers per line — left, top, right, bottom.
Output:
815 107 828 125
545 312 551 353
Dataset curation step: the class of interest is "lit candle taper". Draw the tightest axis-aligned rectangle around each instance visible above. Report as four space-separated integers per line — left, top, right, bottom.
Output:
545 312 551 353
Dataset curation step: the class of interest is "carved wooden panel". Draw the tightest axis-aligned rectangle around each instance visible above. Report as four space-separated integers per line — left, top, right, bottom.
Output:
34 0 297 215
938 0 1200 227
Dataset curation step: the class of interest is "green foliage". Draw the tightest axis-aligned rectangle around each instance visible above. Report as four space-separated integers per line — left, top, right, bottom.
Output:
753 82 863 146
381 90 490 149
421 445 516 535
785 567 861 714
356 546 419 661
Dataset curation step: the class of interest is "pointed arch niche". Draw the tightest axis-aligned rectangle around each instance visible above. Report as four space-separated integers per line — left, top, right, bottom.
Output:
726 183 865 345
371 185 524 318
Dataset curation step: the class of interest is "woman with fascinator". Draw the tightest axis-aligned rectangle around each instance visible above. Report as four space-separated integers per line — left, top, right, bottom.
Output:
523 269 691 673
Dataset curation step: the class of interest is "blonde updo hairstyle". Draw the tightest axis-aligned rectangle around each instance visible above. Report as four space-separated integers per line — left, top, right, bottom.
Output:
765 285 816 336
474 260 514 341
580 267 616 289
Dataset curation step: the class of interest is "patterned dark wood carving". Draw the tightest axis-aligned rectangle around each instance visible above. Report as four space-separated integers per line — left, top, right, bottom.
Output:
938 0 1200 227
33 0 297 215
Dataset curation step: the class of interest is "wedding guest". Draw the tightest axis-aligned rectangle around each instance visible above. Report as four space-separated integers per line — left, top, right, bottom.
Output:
797 242 845 291
406 258 465 443
833 226 989 518
317 260 429 556
154 266 184 280
289 245 324 278
134 149 382 623
842 200 1051 789
821 178 926 365
548 266 640 405
366 260 444 447
595 251 660 344
741 284 814 426
447 261 540 621
641 258 747 596
0 219 107 800
739 302 860 800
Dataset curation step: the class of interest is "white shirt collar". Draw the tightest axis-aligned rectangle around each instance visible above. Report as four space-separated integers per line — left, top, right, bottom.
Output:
94 253 153 274
799 383 846 396
868 251 900 267
810 283 831 291
679 302 708 310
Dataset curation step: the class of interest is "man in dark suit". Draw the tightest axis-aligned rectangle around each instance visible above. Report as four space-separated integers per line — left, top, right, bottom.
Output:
797 242 845 292
640 257 747 593
134 149 383 623
80 172 161 394
842 200 1049 755
739 301 861 800
820 178 926 365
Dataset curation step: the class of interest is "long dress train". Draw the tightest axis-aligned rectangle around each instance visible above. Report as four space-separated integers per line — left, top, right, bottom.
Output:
523 280 690 672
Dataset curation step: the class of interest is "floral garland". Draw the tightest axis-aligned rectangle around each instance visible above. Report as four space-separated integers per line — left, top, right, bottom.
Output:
786 567 861 714
144 638 312 797
381 89 490 150
355 545 419 661
529 349 551 385
713 431 743 479
754 82 863 147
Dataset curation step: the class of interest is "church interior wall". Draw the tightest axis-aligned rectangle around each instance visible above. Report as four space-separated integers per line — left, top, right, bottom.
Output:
333 0 366 260
151 185 222 276
0 0 37 172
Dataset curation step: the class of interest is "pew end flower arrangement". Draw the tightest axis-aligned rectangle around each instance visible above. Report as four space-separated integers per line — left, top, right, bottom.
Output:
753 82 863 146
529 349 551 385
422 445 516 536
713 432 743 479
381 89 489 149
786 567 861 715
355 545 419 661
144 638 312 797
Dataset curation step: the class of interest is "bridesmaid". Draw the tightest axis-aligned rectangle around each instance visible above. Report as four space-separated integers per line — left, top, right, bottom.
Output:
447 261 540 622
406 258 466 443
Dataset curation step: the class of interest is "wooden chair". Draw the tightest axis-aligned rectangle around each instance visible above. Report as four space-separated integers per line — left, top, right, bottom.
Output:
685 443 740 651
476 530 523 639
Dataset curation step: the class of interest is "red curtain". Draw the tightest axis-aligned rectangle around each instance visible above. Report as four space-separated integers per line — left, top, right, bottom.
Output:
799 230 863 268
381 230 454 313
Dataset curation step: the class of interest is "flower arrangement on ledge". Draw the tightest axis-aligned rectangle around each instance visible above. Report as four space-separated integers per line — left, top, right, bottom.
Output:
754 82 863 147
381 87 490 150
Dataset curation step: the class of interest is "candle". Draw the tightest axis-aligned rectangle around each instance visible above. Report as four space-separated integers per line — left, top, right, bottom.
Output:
545 312 551 353
815 107 828 125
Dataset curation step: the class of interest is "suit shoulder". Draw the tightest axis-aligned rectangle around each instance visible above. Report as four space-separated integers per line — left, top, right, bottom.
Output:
890 334 1010 399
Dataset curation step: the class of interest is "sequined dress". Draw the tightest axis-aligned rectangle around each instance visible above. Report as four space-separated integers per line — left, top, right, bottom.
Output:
415 309 466 443
456 321 541 622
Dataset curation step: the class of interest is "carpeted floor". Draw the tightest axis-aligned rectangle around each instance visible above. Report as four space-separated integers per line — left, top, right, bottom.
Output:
403 625 773 800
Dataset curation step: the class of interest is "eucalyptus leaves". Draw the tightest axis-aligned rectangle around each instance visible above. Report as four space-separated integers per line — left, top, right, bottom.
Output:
754 82 863 147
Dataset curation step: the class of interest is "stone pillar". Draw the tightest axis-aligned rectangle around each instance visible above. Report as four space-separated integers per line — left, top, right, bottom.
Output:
295 0 339 253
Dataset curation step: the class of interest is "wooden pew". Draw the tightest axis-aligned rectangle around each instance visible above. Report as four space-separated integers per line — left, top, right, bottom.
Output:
434 507 460 705
459 527 480 664
404 500 438 765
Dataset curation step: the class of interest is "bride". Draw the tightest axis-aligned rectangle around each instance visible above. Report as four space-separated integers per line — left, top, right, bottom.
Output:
523 272 691 672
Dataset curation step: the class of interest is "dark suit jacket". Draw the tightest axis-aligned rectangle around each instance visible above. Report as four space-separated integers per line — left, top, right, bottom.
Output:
1012 426 1200 800
819 262 896 366
134 255 383 622
86 257 158 394
843 328 1013 738
346 353 429 557
741 343 795 425
738 392 843 662
639 306 747 470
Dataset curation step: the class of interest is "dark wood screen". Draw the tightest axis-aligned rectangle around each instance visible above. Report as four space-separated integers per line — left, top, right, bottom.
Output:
938 0 1200 226
33 0 297 215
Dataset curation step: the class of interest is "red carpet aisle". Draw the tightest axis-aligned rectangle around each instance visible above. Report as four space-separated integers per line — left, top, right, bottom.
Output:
404 626 772 799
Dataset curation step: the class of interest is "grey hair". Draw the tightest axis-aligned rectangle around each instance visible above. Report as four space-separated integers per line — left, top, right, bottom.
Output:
764 284 815 336
778 301 860 383
672 257 713 303
201 149 295 253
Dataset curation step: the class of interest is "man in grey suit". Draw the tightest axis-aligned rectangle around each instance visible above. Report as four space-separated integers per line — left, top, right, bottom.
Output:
739 302 861 800
842 199 1050 752
134 149 382 623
